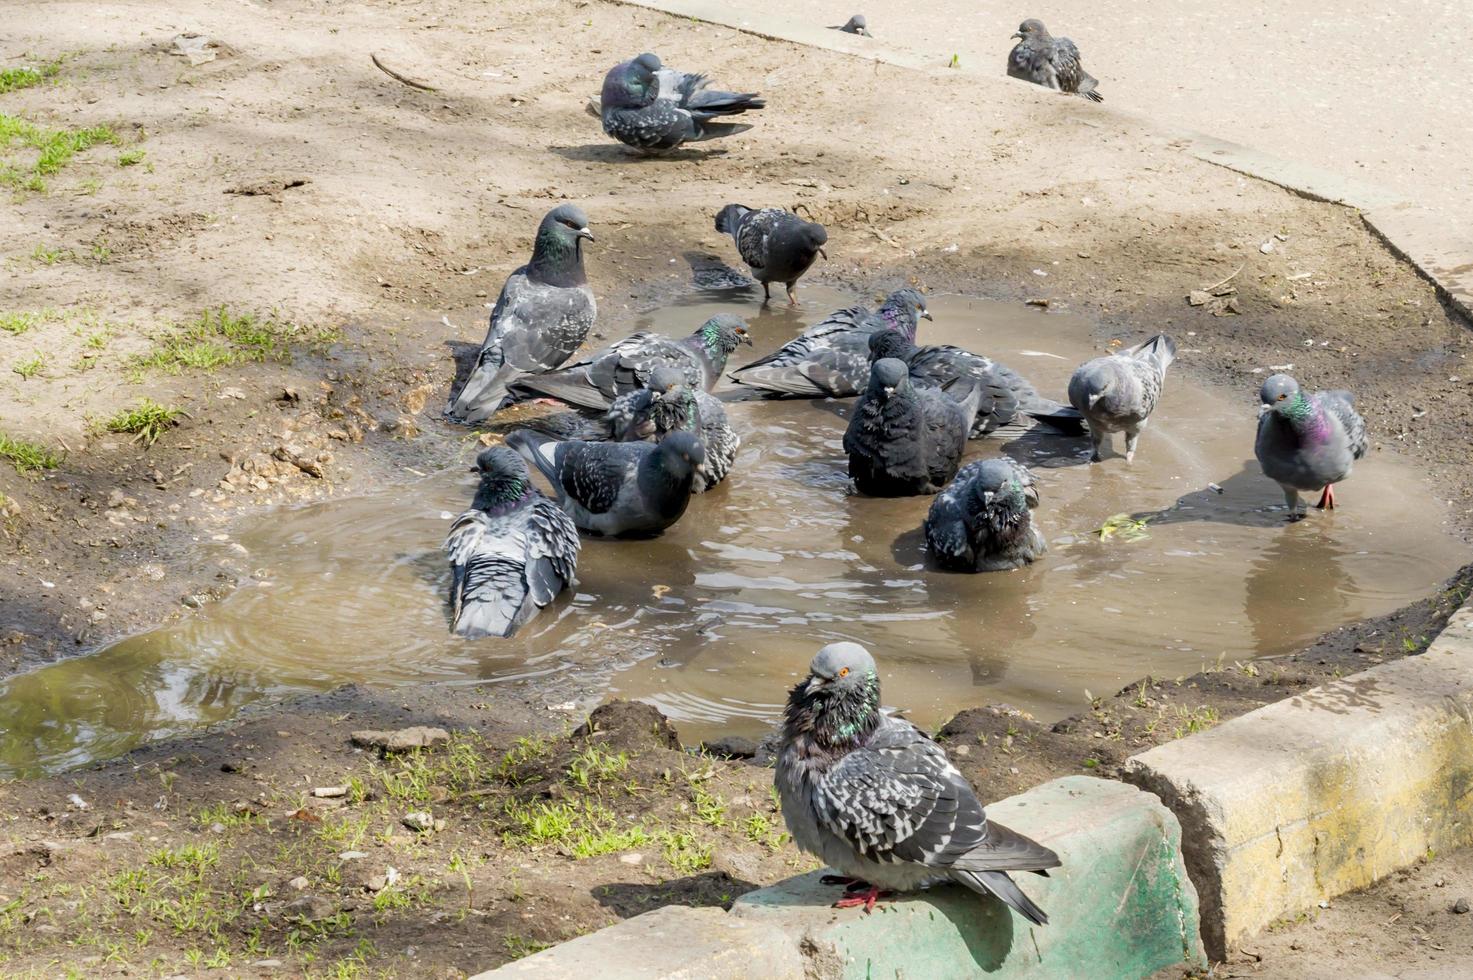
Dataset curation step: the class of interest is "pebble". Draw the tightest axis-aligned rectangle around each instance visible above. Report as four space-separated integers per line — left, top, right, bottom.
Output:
1453 897 1469 914
313 786 348 798
351 726 450 752
618 852 644 866
339 850 369 861
402 811 439 833
289 876 309 891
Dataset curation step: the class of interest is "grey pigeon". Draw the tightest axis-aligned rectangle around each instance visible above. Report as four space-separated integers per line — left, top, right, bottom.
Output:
1254 374 1367 518
510 315 751 409
600 53 764 153
444 447 580 639
714 204 829 305
868 330 1084 437
776 642 1060 920
506 428 704 537
1067 334 1176 463
843 357 981 496
446 205 596 423
1007 19 1103 102
925 458 1046 572
835 15 872 36
728 288 932 398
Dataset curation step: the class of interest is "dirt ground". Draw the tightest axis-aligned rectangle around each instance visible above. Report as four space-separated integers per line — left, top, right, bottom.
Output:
3 0 1473 975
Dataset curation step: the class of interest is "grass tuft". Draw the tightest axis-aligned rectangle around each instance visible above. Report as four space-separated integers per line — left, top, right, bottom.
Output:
1 111 120 192
129 305 336 376
103 398 183 446
0 61 62 95
11 352 44 379
0 432 60 472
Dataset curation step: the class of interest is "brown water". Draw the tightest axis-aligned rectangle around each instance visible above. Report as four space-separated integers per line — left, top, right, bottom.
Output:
0 286 1464 777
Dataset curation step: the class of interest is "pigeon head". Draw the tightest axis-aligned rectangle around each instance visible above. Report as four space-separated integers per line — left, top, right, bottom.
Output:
1012 18 1050 40
1260 373 1309 418
529 205 594 287
867 327 916 364
647 366 687 394
968 459 1027 511
798 220 829 260
654 430 706 477
784 642 882 749
867 357 911 401
471 445 535 514
878 288 932 338
698 314 753 357
601 54 660 110
840 15 871 36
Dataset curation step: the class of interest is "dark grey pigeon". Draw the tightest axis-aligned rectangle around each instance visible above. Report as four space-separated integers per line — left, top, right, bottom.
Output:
728 288 932 398
843 357 981 496
506 429 704 537
714 204 829 305
1254 374 1367 519
1067 334 1176 463
835 15 872 36
776 642 1060 920
600 53 764 153
444 447 580 639
446 205 596 423
1007 19 1103 102
868 330 1084 437
925 458 1046 572
510 315 751 410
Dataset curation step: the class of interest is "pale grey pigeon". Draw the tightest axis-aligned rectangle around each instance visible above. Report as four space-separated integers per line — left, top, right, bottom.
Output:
775 642 1060 921
835 15 872 36
446 205 595 423
1067 334 1176 463
1254 374 1367 518
600 53 763 153
728 288 931 398
1007 19 1103 102
506 429 704 537
714 204 828 305
843 357 981 496
444 447 580 639
925 458 1046 572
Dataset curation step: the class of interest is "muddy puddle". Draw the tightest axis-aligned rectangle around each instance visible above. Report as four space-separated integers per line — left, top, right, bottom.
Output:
0 285 1464 777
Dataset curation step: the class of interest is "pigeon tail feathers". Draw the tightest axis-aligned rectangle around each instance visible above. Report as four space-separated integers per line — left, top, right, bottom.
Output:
954 869 1049 926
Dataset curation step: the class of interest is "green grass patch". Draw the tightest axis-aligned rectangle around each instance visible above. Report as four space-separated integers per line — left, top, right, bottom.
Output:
1 111 120 192
129 305 337 376
12 351 44 379
501 799 650 859
0 309 60 335
103 398 183 446
117 148 145 167
0 61 61 95
0 432 60 472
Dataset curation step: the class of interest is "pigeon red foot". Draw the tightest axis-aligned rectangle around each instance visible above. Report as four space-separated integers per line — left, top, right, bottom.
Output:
1316 484 1336 509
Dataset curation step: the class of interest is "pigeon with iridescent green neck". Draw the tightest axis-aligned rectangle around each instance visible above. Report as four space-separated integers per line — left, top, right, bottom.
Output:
1255 373 1367 519
600 53 764 153
925 458 1046 572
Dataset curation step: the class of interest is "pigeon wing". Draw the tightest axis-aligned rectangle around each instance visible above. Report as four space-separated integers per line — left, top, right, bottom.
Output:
1320 391 1368 460
558 441 640 515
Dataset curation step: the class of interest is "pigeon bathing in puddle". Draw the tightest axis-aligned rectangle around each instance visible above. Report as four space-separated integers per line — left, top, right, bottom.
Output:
844 357 981 496
729 288 932 398
1254 373 1367 519
444 447 580 639
776 642 1061 920
1007 19 1104 103
506 429 704 537
925 458 1046 572
510 315 751 410
1068 334 1176 463
836 15 872 36
445 205 596 424
714 204 829 305
599 53 764 153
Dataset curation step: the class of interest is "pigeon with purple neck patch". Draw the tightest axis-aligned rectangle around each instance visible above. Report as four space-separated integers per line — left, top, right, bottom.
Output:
776 642 1060 920
600 53 764 153
714 204 828 305
1007 19 1103 102
1254 373 1367 519
1067 334 1176 462
925 457 1046 572
843 357 981 496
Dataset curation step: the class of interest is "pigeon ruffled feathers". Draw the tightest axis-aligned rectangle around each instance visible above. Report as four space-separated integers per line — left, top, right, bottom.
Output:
1067 334 1176 463
776 642 1061 920
600 53 764 153
715 204 829 306
843 357 980 496
1007 19 1104 102
445 205 596 423
444 446 580 639
925 458 1046 572
1254 373 1368 519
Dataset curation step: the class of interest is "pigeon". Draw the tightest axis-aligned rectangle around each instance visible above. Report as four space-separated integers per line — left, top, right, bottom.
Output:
600 53 764 153
844 357 981 496
445 205 596 423
1254 374 1367 518
714 205 829 305
775 642 1061 921
925 458 1046 572
443 447 580 639
868 330 1084 437
1007 19 1103 103
506 428 704 537
510 315 751 410
835 15 872 36
1067 334 1176 463
728 288 932 398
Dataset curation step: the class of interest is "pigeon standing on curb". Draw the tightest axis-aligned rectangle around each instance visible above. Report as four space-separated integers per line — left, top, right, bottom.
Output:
835 15 872 36
444 447 580 639
1007 19 1104 102
1067 334 1176 462
843 358 980 496
714 204 828 305
1254 374 1367 519
445 205 596 423
775 642 1061 920
600 53 764 153
924 458 1046 572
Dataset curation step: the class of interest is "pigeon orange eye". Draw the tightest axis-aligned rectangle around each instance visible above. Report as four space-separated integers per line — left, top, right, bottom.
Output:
838 667 850 678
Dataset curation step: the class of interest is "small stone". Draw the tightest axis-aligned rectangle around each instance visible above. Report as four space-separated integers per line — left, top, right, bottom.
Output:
289 876 309 891
1187 290 1209 307
106 489 126 509
402 811 435 833
313 786 348 799
952 744 972 757
251 961 283 969
1453 897 1469 914
700 736 758 760
618 852 644 866
339 850 369 861
351 726 451 752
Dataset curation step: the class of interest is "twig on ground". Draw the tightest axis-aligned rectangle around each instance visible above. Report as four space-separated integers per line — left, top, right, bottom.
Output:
371 52 437 92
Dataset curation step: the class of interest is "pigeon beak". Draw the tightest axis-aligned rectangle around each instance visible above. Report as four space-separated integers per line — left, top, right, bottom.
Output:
740 332 753 346
882 385 896 397
1010 31 1022 39
804 675 827 694
818 247 829 261
920 309 933 321
1258 403 1271 417
576 227 595 242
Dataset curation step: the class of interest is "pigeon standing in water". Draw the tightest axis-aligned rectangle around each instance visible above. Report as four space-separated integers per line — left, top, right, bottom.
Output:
600 53 764 153
443 447 580 639
776 642 1060 920
445 205 596 423
1067 335 1176 463
506 429 704 537
925 458 1046 572
729 288 932 398
844 358 980 496
1254 374 1367 519
835 15 872 36
1007 19 1104 102
714 205 829 305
